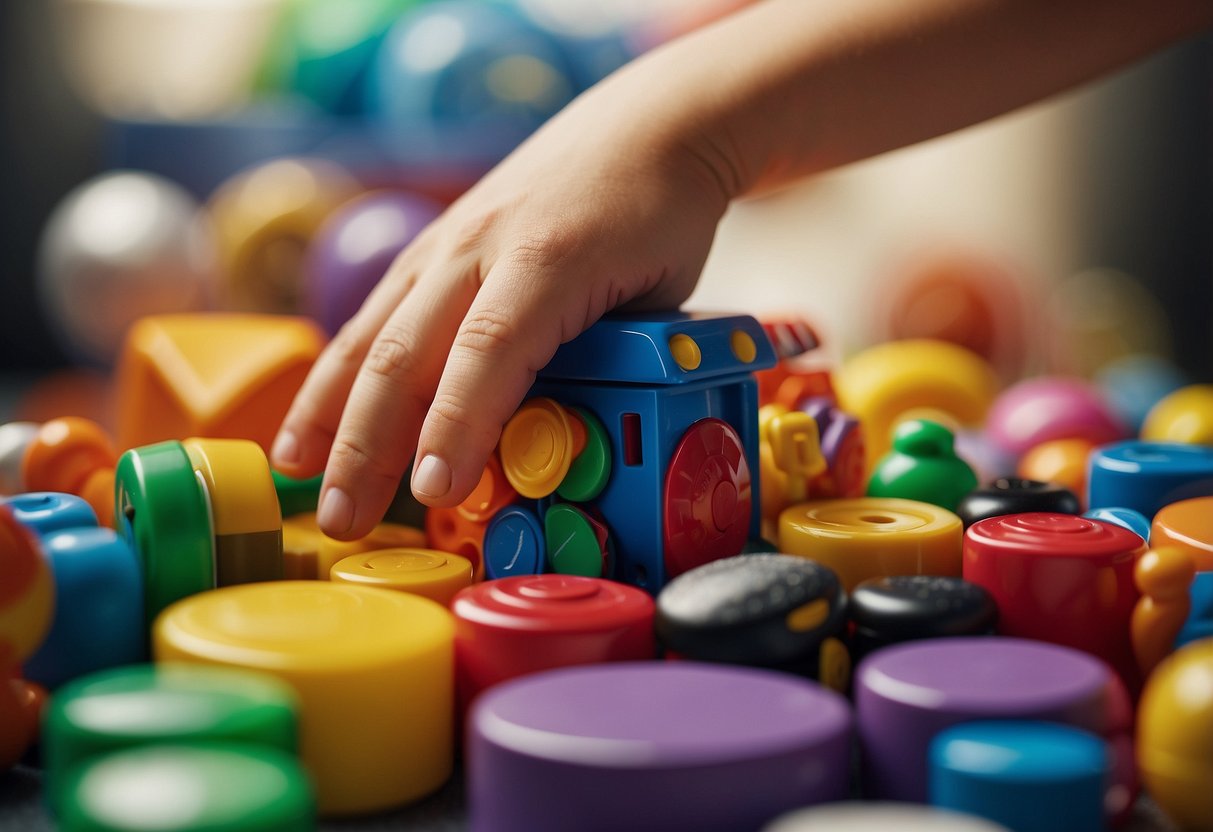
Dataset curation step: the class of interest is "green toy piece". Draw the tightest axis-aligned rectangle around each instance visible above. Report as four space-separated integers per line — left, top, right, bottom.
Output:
45 664 299 814
59 743 315 832
272 470 324 519
557 407 612 503
865 418 977 512
545 504 610 578
114 442 214 626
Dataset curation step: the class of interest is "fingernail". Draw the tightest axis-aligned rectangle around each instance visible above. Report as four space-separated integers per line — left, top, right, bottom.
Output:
412 454 452 498
272 430 300 466
317 487 354 536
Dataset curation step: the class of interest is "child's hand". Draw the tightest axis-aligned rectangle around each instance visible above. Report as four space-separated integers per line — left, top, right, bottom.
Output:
272 0 1213 541
271 61 740 539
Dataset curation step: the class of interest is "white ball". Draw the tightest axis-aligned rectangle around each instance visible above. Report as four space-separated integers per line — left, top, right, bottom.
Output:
37 171 216 364
0 422 41 496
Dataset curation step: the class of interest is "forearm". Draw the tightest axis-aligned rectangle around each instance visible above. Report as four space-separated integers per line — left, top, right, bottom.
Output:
616 0 1213 197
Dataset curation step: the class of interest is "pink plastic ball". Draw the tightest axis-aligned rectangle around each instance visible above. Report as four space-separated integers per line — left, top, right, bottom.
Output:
985 377 1127 458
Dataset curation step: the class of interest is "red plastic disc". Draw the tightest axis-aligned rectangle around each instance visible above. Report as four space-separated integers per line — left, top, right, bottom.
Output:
663 418 752 579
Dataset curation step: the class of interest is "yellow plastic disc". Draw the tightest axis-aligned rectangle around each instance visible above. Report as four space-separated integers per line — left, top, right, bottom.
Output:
500 398 574 499
330 548 474 607
778 497 963 590
154 581 454 816
282 514 427 580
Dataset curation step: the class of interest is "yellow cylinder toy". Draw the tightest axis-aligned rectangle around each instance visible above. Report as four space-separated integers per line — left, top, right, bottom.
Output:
778 497 963 591
154 582 454 815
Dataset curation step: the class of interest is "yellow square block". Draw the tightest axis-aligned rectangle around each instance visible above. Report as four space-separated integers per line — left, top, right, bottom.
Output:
115 314 325 453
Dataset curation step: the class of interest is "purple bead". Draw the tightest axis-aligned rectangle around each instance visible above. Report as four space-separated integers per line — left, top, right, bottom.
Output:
303 191 442 335
856 637 1123 804
469 662 852 832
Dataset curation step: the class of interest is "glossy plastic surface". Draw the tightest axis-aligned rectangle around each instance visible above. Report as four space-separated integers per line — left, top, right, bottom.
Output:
453 575 654 711
663 417 752 578
955 477 1081 529
330 548 473 606
1087 440 1213 520
1141 383 1213 445
44 663 298 813
22 417 117 496
866 419 977 512
115 314 325 453
24 527 144 690
929 721 1108 832
1137 639 1213 832
283 513 426 580
4 492 98 538
184 438 283 585
849 575 997 659
655 554 847 687
834 339 998 472
779 497 963 590
155 582 454 815
59 743 315 832
985 377 1125 458
114 441 214 625
469 663 851 832
856 637 1133 813
963 513 1146 693
1151 496 1213 570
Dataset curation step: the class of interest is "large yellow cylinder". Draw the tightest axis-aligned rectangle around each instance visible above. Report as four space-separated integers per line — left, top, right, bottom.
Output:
154 581 454 815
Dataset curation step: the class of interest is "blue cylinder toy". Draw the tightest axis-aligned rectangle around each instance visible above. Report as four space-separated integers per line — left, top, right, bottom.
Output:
930 721 1109 832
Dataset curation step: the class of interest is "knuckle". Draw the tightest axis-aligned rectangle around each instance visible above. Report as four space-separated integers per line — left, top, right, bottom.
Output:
510 225 576 272
364 323 421 383
449 207 504 260
328 436 399 486
328 321 368 366
428 393 499 449
455 309 519 359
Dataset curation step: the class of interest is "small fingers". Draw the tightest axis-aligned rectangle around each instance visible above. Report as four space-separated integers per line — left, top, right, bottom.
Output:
410 260 577 508
270 257 422 477
317 270 479 538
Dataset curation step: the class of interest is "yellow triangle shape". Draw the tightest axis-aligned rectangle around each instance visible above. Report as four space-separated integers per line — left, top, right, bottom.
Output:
137 314 324 424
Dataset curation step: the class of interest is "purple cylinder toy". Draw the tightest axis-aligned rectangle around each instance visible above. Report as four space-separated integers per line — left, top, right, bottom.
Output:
855 637 1134 816
469 662 852 832
303 191 442 335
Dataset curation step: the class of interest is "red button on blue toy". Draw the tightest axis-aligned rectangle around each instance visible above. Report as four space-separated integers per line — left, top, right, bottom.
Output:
452 575 654 713
663 418 752 579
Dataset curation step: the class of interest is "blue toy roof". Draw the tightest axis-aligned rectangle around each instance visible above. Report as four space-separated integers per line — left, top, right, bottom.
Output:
538 312 777 385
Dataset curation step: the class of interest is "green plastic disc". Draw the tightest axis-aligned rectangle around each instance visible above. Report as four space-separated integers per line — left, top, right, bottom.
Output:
271 470 323 519
545 504 608 578
59 743 315 832
45 664 299 814
556 407 612 502
115 442 214 626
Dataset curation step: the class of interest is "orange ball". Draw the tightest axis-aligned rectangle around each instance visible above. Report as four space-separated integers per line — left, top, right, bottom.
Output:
22 417 116 496
1017 438 1095 506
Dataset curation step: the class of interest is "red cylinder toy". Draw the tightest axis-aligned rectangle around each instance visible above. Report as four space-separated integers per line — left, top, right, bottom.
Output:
963 513 1147 695
453 575 655 713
